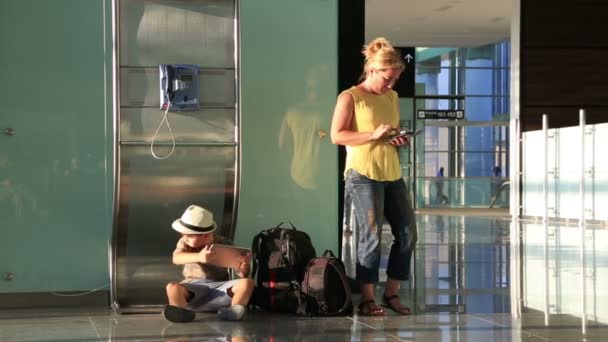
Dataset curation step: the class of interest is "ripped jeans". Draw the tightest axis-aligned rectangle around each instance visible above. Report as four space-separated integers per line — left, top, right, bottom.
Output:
343 169 414 284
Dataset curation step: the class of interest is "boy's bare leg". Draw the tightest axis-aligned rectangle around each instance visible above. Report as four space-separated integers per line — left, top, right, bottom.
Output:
163 282 196 323
217 278 254 321
166 282 190 307
229 278 255 306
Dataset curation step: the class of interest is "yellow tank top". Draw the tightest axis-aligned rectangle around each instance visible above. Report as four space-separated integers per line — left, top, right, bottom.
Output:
343 86 402 181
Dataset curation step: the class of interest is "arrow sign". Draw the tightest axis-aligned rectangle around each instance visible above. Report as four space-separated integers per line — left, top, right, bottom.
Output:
395 47 415 97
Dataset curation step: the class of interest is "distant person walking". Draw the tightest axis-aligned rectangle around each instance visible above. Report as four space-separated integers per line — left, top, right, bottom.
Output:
435 167 448 204
491 166 503 202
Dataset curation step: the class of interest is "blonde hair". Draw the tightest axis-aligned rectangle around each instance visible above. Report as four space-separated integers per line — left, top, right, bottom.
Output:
362 37 405 78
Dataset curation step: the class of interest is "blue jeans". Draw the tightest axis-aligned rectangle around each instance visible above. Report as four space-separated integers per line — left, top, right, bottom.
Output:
344 169 414 284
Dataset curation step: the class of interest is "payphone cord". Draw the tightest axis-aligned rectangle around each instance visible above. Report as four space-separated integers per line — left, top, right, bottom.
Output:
150 99 176 160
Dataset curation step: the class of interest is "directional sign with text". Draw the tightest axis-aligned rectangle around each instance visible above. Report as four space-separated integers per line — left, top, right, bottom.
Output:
417 109 465 120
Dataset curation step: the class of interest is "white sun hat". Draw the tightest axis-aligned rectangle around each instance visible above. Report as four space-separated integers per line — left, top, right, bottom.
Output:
171 205 217 234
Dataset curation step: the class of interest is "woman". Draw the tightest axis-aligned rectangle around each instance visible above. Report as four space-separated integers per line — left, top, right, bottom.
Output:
330 37 414 316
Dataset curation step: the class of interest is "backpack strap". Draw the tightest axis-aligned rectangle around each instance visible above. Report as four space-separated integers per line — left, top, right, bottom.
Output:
329 259 352 314
326 256 353 315
279 228 305 312
279 229 297 281
296 258 315 316
250 230 266 280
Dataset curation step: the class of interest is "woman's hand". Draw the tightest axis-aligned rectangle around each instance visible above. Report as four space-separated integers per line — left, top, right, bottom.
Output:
388 135 410 147
371 124 394 140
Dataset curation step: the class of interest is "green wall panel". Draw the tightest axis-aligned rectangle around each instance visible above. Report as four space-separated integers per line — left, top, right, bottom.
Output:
0 0 339 294
238 0 339 254
0 0 113 293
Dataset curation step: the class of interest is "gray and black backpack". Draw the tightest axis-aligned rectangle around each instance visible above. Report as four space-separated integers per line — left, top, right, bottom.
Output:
250 222 317 313
297 250 353 316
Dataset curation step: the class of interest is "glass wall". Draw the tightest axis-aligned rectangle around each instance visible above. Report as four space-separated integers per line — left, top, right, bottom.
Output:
413 43 510 209
522 121 608 221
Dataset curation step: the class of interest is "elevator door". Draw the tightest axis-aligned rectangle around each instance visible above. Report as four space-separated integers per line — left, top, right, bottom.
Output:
112 0 239 311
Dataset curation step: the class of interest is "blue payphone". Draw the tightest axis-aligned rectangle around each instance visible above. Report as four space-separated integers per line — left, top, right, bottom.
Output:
151 64 200 159
159 64 200 111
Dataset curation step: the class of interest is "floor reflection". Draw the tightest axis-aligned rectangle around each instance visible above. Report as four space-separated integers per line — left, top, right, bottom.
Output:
1 214 608 341
521 221 608 327
403 215 511 315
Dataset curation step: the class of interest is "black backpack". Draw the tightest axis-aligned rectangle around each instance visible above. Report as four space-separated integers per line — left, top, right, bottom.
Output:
297 250 353 316
250 222 317 313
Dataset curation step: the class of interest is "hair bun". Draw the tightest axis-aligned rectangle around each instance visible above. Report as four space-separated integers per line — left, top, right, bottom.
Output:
360 37 404 77
362 37 392 59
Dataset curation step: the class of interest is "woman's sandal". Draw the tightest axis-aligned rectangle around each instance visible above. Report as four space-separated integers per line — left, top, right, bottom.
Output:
381 294 412 315
358 299 386 316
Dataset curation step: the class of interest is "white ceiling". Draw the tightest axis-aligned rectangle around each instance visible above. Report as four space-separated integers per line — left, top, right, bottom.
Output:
365 0 512 47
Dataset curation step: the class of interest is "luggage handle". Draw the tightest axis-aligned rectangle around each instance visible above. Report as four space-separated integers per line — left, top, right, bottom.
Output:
275 221 297 230
322 249 336 258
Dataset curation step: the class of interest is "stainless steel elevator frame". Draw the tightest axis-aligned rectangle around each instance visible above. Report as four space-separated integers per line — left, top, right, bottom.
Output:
109 0 241 313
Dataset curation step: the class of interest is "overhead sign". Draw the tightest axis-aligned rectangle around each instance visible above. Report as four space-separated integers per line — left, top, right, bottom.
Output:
394 47 415 98
417 109 465 120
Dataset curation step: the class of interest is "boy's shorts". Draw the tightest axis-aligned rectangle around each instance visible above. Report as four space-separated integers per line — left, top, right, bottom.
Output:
182 278 240 312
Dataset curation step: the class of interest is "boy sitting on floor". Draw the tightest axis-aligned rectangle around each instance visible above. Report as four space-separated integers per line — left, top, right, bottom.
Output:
163 204 254 323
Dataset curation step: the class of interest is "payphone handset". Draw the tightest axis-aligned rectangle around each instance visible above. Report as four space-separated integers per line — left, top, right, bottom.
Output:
152 64 200 160
159 64 200 112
